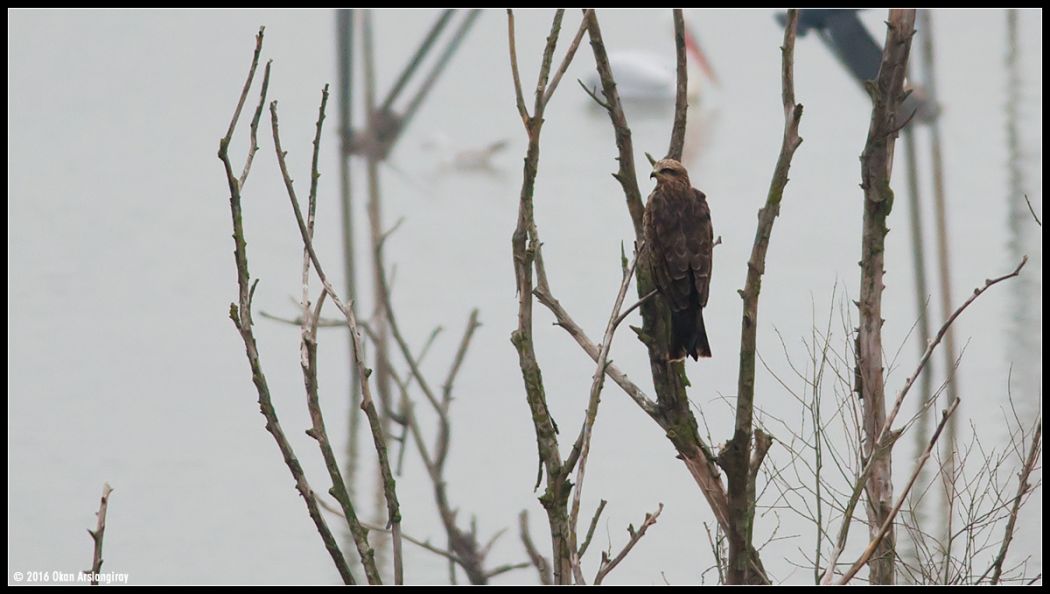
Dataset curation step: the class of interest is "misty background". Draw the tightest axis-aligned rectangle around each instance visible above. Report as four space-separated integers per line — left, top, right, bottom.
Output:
7 9 1042 585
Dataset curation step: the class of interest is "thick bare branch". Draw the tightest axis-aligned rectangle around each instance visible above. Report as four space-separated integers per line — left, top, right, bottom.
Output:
507 10 591 583
584 10 644 236
666 9 688 161
855 9 917 584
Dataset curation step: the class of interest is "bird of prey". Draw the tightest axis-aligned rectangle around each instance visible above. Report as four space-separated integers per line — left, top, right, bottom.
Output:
643 159 713 361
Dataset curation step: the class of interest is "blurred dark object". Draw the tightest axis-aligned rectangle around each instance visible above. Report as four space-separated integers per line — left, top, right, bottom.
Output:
779 9 938 126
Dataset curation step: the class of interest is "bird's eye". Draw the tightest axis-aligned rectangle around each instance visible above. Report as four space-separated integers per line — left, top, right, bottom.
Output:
661 168 676 176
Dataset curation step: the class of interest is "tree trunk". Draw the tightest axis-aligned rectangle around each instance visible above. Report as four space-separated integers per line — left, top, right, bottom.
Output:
856 9 917 585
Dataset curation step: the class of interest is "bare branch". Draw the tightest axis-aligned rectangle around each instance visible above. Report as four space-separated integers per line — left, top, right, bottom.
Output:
507 9 591 583
533 288 658 417
666 9 688 161
218 29 354 585
568 247 642 532
83 483 113 585
332 494 530 583
593 503 664 585
613 289 657 329
295 88 381 581
584 10 644 236
854 10 917 584
877 257 1028 450
485 561 533 580
519 510 553 586
577 499 607 561
724 9 801 584
372 238 518 583
532 10 565 115
379 10 454 115
542 11 592 107
576 78 611 110
221 27 265 155
1023 194 1041 226
239 60 272 189
823 257 1027 584
567 250 641 582
981 417 1042 584
531 215 734 571
438 309 480 467
399 10 481 142
506 10 529 125
271 96 403 585
392 366 495 584
302 288 380 583
703 522 727 585
374 258 445 418
839 399 960 584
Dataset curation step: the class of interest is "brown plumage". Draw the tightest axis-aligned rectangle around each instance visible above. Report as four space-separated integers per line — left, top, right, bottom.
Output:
642 159 713 361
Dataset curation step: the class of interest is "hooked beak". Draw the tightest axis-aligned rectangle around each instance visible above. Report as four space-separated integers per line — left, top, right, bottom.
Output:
650 171 657 179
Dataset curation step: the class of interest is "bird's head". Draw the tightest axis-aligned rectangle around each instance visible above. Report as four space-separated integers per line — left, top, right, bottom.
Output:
650 159 690 186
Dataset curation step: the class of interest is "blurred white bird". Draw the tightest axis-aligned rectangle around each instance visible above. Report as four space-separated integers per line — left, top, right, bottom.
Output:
583 21 718 103
421 132 509 172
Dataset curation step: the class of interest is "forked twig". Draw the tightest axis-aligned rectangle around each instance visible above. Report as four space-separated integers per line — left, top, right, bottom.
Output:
593 504 664 585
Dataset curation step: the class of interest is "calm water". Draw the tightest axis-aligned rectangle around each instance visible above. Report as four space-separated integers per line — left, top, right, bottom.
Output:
8 9 1042 585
